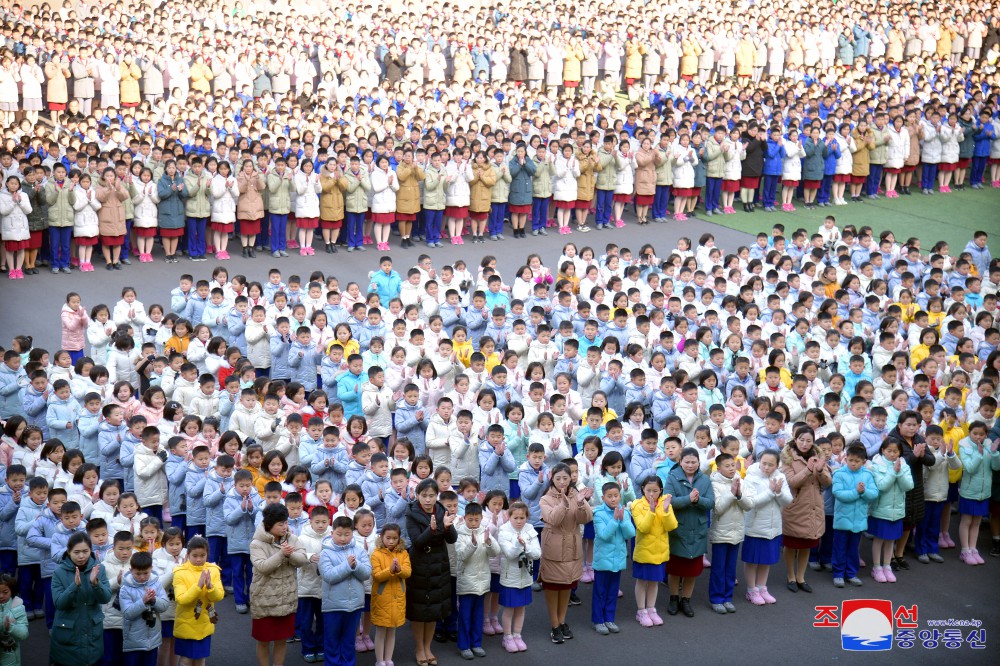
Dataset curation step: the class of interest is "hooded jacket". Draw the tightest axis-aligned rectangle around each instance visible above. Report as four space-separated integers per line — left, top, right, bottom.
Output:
50 554 112 666
742 462 794 539
223 487 262 553
370 537 411 627
249 523 308 618
319 535 371 612
455 521 500 595
202 470 235 537
119 570 170 652
172 560 224 641
592 502 637 571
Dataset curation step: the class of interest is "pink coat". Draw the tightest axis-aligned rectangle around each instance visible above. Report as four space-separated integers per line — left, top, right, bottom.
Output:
61 303 90 351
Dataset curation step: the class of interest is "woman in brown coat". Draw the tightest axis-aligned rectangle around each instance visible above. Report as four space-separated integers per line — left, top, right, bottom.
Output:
680 36 701 79
902 111 923 194
44 56 70 111
319 160 347 252
469 151 496 242
236 159 266 256
119 56 142 107
95 167 128 269
395 150 425 247
780 428 832 592
574 142 600 231
539 463 593 643
633 137 658 225
850 119 875 200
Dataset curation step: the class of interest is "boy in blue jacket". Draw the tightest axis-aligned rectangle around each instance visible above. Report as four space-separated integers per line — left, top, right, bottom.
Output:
164 437 189 533
200 288 230 339
0 350 27 419
359 453 391 524
98 404 128 485
25 486 67 627
478 425 516 493
119 551 170 662
202 454 236 590
13 475 46 618
319 515 372 666
223 469 261 613
591 480 635 634
761 127 786 211
394 386 428 456
45 380 80 448
21 370 50 437
120 414 147 493
269 317 294 382
0 465 26 573
310 426 349 495
183 445 212 542
288 326 321 391
830 444 879 588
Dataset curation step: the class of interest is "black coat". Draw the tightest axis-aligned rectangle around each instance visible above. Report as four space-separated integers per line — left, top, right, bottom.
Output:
887 427 935 525
741 134 765 178
405 501 458 622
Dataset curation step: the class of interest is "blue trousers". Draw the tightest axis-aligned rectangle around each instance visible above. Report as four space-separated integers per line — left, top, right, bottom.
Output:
915 500 945 556
102 629 124 666
297 596 325 655
810 515 834 564
123 648 158 666
761 174 780 207
708 542 739 603
231 552 252 605
145 504 163 524
345 212 365 248
705 178 722 212
16 563 42 613
831 529 861 580
652 185 670 220
457 593 485 650
971 155 988 185
185 524 204 544
186 217 208 257
121 219 133 260
436 575 458 633
43 577 55 628
323 609 361 666
590 569 621 624
270 213 289 252
49 227 72 269
921 163 938 189
508 478 520 500
488 202 507 236
424 209 443 243
411 210 425 238
170 512 186 532
207 536 232 587
818 175 834 204
531 197 549 231
594 189 614 226
866 165 883 195
0 550 15 575
258 213 271 247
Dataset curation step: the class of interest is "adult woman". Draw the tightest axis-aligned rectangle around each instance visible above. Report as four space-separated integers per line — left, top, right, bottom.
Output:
886 411 936 568
780 426 832 592
539 462 593 643
95 167 129 270
395 148 425 247
156 159 187 263
634 138 657 225
50 533 112 666
406 479 457 666
249 503 308 666
663 447 714 617
507 142 535 238
236 159 266 257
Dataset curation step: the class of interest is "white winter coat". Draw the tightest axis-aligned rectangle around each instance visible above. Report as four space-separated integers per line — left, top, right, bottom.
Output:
723 141 746 180
920 121 942 163
939 124 963 163
426 413 457 469
73 186 101 237
922 446 963 502
113 298 149 331
781 139 806 180
131 181 159 229
296 523 329 598
614 154 636 194
370 167 399 214
455 522 500 595
294 171 322 218
134 443 168 508
210 174 240 223
742 462 793 539
834 135 855 175
709 470 755 544
552 154 581 202
106 347 140 386
444 161 473 207
886 127 910 169
671 145 698 188
229 401 262 441
0 190 31 241
244 321 272 368
497 520 541 588
360 381 394 437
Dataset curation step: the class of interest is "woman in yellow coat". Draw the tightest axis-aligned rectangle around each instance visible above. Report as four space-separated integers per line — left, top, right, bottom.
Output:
172 536 225 664
624 39 646 84
370 525 411 664
562 38 585 88
681 37 702 79
119 55 142 107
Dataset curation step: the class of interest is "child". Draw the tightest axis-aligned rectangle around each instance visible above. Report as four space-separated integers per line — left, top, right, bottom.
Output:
454 502 498 658
152 527 186 666
24 486 67 628
172 536 224 666
868 439 914 582
352 509 378 652
134 426 169 523
497 501 540 653
370 522 411 666
223 469 260 613
103 530 135 665
957 422 1000 565
630 475 677 626
914 425 961 563
0 572 28 663
708 452 753 614
741 451 792 604
120 550 170 666
319 515 372 666
0 464 26 575
49 533 112 666
591 480 636 634
297 505 331 663
830 445 879 587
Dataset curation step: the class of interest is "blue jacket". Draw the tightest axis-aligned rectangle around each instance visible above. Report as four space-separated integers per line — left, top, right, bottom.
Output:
963 239 992 278
226 308 248 354
14 497 46 564
182 294 208 327
49 523 87 573
359 469 390 523
269 333 292 379
464 307 489 348
336 371 364 418
202 470 235 537
319 537 371 612
592 502 636 572
822 138 841 175
624 381 652 409
370 270 402 304
200 302 229 339
663 465 714 559
394 399 428 456
26 507 61 577
478 440 516 492
345 461 366 488
165 453 188 517
98 421 128 481
119 571 169 652
218 392 237 432
628 446 659 486
223 487 261 554
958 438 1000 501
859 419 888 458
516 461 549 527
973 121 995 157
184 463 211 526
0 482 20 551
599 375 625 414
46 394 80 449
831 465 879 532
156 173 188 229
120 432 140 492
287 341 320 391
507 157 536 205
762 138 786 176
170 287 191 315
357 320 387 353
21 386 48 437
651 390 675 428
297 433 321 468
320 358 345 398
310 445 348 494
0 363 27 419
384 488 410 544
483 378 519 413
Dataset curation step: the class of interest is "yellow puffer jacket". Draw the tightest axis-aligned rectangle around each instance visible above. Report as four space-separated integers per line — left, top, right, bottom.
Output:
172 561 224 640
369 540 411 628
629 496 678 564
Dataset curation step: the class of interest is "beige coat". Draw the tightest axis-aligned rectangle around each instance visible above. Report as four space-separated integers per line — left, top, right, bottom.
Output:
538 488 592 584
44 60 70 104
236 172 266 220
249 524 308 619
95 182 128 237
780 446 833 541
395 162 425 215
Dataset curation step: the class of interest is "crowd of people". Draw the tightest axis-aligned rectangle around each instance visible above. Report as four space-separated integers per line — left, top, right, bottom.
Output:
1 1 1000 276
0 217 997 665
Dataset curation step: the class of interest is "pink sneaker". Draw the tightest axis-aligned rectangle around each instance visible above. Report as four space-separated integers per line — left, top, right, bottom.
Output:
945 534 956 548
992 180 1000 188
973 550 985 565
746 588 765 605
300 248 308 256
703 555 711 568
70 257 80 267
491 617 503 634
483 619 496 636
886 190 897 198
7 270 15 280
960 550 976 566
82 262 93 272
759 586 776 604
647 608 663 626
546 219 556 227
635 609 653 627
883 566 896 583
580 566 593 583
363 635 375 651
781 203 791 211
363 235 373 245
513 634 527 651
673 213 687 221
217 251 230 260
450 236 458 245
872 566 887 583
615 219 625 228
787 204 796 211
941 186 951 193
288 240 299 249
355 635 367 652
502 636 518 653
457 237 464 245
307 247 315 255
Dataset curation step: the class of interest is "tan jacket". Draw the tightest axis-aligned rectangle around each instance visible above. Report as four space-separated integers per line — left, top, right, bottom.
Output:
780 447 833 541
236 172 266 220
634 147 657 195
119 62 142 105
850 129 874 176
469 163 496 213
249 525 308 619
538 489 593 585
95 182 128 237
319 173 346 221
575 150 601 201
395 162 425 214
44 61 70 104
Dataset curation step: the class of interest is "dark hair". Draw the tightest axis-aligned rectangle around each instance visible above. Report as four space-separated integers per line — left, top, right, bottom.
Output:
64 532 93 558
262 503 290 531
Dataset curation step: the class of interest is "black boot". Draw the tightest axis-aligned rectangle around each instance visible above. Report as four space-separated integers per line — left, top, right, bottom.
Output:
667 595 679 615
241 246 248 257
248 248 256 258
680 597 695 617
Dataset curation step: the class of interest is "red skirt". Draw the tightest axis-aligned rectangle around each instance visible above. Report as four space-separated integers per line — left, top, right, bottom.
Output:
251 614 296 642
989 158 1000 165
575 199 592 209
101 234 125 246
238 220 261 236
509 204 531 214
849 175 866 184
553 200 576 210
445 206 468 218
365 211 372 221
665 555 704 578
48 102 66 111
160 227 185 238
674 187 697 197
320 219 343 230
957 158 972 168
722 179 740 192
542 580 575 590
211 222 235 232
563 80 579 88
833 174 852 183
740 176 760 189
372 212 395 224
136 227 158 237
902 164 919 172
782 180 799 187
395 213 416 221
27 230 44 249
4 240 28 252
938 162 957 172
635 194 654 205
803 179 821 189
783 535 820 549
612 193 631 203
884 167 903 174
294 217 317 229
75 235 99 246
470 211 489 221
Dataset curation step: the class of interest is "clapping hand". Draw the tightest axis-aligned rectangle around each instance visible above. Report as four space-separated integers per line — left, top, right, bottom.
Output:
74 566 82 586
347 554 357 568
769 477 784 493
731 476 741 497
893 458 901 473
430 514 437 531
689 488 700 503
280 542 295 557
443 510 455 528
